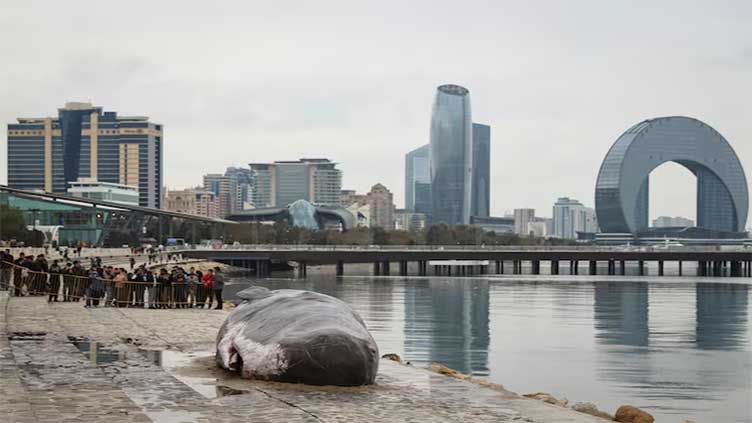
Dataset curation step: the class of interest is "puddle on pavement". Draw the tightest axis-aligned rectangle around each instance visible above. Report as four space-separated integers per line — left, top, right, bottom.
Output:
68 336 223 399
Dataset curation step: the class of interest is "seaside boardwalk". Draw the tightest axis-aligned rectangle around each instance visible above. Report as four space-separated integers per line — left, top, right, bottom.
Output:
0 291 609 422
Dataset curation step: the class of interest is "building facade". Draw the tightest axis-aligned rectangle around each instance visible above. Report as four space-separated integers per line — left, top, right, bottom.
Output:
224 166 255 211
67 178 140 206
471 123 490 218
203 174 234 217
553 197 598 239
652 216 694 228
365 183 395 229
166 188 219 218
404 144 431 213
513 208 536 236
595 116 748 234
249 158 342 208
430 84 473 225
7 102 163 208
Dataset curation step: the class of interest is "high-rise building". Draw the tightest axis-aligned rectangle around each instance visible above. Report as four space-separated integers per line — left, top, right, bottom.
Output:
395 209 428 232
513 208 536 236
430 84 473 225
249 158 342 207
365 183 395 229
166 188 219 218
404 144 431 213
203 174 233 217
552 197 598 239
7 102 163 208
224 166 255 211
471 123 490 218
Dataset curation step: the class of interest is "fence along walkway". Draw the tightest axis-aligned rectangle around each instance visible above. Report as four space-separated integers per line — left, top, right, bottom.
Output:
0 262 216 308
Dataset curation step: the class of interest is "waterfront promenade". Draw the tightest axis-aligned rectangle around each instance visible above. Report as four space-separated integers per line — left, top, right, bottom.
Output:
0 292 609 422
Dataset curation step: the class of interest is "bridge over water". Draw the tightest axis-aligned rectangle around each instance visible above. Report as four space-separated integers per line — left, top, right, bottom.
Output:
181 245 752 278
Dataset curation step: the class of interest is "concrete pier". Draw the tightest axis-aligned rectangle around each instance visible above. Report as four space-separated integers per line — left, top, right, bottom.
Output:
0 292 608 423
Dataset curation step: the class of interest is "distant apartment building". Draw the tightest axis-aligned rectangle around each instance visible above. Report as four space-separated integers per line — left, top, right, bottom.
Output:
249 158 342 207
513 208 536 236
67 178 140 206
166 188 219 218
652 216 694 228
203 174 233 217
365 184 395 229
552 197 598 239
395 209 428 232
339 189 366 207
7 102 163 208
224 166 255 210
527 219 551 238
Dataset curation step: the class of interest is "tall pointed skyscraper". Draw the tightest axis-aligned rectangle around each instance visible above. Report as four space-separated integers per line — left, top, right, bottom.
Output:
429 84 473 225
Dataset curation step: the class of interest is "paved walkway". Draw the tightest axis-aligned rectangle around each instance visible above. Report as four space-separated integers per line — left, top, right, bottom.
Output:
0 292 607 422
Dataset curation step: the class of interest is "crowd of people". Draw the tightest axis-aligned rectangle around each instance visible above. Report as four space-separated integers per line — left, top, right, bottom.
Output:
0 249 226 310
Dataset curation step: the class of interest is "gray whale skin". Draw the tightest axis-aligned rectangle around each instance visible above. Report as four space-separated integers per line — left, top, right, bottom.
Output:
216 286 379 386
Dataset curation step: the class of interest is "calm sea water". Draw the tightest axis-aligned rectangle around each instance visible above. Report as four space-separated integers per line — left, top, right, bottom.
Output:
225 271 752 423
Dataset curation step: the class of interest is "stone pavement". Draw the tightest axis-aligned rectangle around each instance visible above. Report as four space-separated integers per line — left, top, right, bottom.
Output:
0 292 608 422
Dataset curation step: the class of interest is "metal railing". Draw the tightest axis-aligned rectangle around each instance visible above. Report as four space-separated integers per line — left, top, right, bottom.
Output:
176 243 746 253
0 261 217 309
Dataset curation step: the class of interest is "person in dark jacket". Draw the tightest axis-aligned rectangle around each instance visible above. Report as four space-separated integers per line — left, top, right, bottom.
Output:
86 268 105 307
48 260 61 302
212 267 225 310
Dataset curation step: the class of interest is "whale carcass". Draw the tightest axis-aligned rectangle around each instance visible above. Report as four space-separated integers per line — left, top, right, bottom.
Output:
216 286 379 386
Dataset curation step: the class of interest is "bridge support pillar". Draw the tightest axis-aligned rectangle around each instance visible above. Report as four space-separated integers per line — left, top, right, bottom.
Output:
256 260 270 278
697 261 705 276
382 261 390 276
532 260 540 275
589 261 597 275
619 260 625 275
678 260 682 276
730 261 741 277
399 261 408 276
336 261 344 276
495 260 503 274
418 261 427 276
550 260 559 275
512 260 520 275
607 260 615 276
658 261 664 276
638 260 645 276
373 262 381 276
297 261 307 278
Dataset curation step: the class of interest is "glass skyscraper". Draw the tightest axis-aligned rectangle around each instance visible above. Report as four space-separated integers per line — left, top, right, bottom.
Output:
430 84 473 225
471 123 490 218
404 144 430 213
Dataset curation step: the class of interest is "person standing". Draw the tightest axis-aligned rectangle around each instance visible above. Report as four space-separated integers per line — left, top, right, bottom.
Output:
48 259 61 302
85 268 104 308
145 269 157 309
212 267 225 310
113 268 128 307
129 257 136 271
201 269 214 309
157 268 171 309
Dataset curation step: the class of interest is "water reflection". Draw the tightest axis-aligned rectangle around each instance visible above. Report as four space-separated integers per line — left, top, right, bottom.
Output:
594 282 649 347
404 279 489 375
696 283 749 350
231 274 751 422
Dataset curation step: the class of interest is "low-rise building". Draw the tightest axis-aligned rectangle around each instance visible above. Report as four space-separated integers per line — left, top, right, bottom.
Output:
166 188 219 218
67 178 139 206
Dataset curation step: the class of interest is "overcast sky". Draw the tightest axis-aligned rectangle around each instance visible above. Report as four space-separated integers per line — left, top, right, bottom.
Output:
2 1 751 221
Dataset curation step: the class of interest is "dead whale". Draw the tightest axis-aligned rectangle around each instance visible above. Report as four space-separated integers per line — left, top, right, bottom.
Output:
216 286 379 386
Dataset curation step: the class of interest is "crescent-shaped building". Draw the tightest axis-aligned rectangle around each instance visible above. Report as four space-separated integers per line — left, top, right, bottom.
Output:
595 116 748 236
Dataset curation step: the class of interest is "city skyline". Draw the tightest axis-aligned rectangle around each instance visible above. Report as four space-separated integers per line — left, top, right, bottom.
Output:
1 2 751 222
